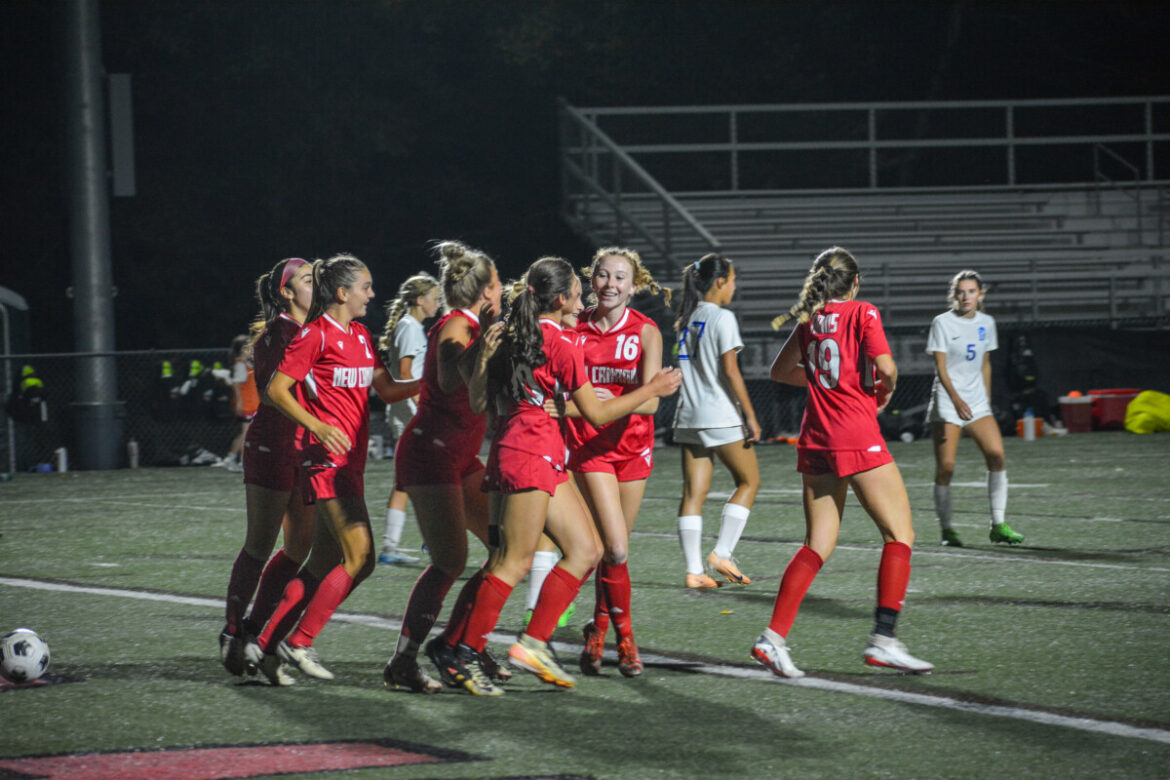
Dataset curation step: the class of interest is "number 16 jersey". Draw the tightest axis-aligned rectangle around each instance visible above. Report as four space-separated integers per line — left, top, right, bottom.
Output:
796 299 891 451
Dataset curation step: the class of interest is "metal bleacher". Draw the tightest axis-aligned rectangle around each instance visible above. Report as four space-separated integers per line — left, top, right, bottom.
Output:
558 97 1170 373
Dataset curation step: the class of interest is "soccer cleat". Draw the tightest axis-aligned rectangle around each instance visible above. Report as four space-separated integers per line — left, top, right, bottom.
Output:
378 549 420 565
246 643 295 686
579 620 605 676
383 653 442 694
454 644 504 696
940 528 964 547
685 573 720 589
424 637 462 689
617 635 643 678
479 646 512 683
751 632 804 679
508 634 576 689
989 523 1024 545
863 633 934 674
219 628 248 677
277 640 334 680
707 552 751 585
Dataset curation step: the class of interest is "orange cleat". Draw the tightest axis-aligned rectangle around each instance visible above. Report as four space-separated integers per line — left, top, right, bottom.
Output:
707 553 751 585
685 572 720 589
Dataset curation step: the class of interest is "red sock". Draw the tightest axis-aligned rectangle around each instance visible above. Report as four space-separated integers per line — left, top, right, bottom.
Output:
876 541 912 612
600 562 633 639
440 567 486 645
526 565 581 643
767 545 824 638
225 549 265 634
247 550 301 631
287 565 354 648
592 567 610 635
462 573 513 652
401 565 456 643
256 571 320 651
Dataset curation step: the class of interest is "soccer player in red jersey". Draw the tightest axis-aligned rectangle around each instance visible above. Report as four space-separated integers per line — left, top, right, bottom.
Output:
220 257 328 679
752 247 933 679
429 256 680 696
245 254 420 685
383 241 505 693
564 247 671 679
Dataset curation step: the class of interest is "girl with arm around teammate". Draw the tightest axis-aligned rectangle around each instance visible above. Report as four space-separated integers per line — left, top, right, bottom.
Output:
752 247 933 679
927 270 1022 547
673 254 762 589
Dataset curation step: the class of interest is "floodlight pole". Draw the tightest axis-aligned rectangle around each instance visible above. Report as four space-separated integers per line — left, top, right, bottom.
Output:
63 0 123 469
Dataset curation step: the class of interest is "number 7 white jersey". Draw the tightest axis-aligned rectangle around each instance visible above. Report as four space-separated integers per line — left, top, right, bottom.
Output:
926 310 998 413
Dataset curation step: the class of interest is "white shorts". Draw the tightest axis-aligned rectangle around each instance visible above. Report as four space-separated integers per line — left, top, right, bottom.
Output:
673 425 745 448
927 389 993 428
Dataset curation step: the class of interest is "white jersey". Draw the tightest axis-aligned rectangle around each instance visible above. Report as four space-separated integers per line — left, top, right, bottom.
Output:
385 315 427 433
926 310 998 424
673 301 745 430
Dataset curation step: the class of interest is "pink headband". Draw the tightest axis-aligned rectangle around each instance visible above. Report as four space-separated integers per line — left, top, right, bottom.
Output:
280 258 308 289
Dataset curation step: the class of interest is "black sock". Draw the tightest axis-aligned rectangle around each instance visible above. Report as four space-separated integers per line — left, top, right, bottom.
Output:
873 607 899 638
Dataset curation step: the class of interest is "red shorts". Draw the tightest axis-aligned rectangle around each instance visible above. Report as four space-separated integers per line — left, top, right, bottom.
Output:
797 446 893 478
570 448 653 482
242 439 300 492
483 445 569 496
395 428 485 488
302 463 364 503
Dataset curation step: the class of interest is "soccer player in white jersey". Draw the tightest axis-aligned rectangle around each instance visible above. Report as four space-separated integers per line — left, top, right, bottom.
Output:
926 270 1023 547
376 272 441 565
672 253 762 589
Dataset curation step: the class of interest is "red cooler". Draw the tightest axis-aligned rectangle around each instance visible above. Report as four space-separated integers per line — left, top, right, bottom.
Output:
1089 388 1141 431
1058 395 1093 433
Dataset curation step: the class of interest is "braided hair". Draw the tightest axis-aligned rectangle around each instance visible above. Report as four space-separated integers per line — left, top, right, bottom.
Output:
583 246 672 306
771 247 859 330
378 273 439 354
434 240 496 312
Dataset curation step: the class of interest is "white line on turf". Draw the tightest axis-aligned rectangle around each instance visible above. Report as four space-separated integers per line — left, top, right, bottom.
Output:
2 575 1168 746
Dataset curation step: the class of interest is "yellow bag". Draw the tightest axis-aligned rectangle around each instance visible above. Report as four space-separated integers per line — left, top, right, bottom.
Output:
1124 390 1170 434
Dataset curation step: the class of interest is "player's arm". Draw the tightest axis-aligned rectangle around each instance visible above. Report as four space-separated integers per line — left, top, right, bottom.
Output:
931 350 972 420
397 356 420 405
722 348 761 443
435 316 473 394
267 370 351 454
372 367 420 405
465 321 504 416
770 328 807 386
571 368 680 428
982 351 993 398
874 353 898 412
631 322 664 415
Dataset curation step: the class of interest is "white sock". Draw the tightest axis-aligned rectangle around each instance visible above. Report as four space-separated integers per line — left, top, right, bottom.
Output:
713 502 751 559
988 471 1007 527
382 508 407 552
678 515 704 575
527 550 559 610
394 633 419 659
933 484 953 531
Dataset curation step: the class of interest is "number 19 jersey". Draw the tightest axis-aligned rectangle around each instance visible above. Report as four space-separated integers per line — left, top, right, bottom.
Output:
796 299 891 451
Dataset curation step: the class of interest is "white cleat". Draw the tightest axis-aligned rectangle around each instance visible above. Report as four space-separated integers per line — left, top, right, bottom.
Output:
751 631 804 679
277 639 335 680
245 642 295 686
863 633 934 674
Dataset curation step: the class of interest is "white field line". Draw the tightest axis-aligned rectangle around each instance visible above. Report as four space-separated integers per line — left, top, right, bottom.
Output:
2 576 1168 746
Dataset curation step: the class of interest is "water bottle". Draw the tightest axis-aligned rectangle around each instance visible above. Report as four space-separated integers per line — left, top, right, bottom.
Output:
54 447 68 473
1023 408 1036 441
127 438 140 469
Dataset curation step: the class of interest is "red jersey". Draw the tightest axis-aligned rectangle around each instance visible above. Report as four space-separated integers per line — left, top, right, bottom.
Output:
278 313 384 470
796 299 891 451
245 314 302 449
493 318 588 466
565 306 656 464
400 309 487 456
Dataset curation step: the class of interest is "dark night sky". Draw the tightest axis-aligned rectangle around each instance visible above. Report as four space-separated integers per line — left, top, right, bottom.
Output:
2 1 1168 352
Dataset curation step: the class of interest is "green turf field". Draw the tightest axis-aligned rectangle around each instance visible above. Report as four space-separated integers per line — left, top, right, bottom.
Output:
2 431 1169 778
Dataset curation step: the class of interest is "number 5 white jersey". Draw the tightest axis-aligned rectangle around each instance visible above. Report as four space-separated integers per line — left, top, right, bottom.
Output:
673 301 745 430
926 310 998 424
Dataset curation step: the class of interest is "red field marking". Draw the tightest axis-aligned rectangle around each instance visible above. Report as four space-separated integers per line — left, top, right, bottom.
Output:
0 741 462 780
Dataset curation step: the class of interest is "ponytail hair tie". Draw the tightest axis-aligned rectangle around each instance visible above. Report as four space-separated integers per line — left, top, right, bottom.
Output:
526 285 535 294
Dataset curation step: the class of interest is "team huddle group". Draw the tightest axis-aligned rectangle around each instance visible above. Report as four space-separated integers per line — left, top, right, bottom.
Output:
219 241 1024 695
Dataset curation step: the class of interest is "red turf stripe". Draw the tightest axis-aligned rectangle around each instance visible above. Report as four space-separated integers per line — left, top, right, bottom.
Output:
0 742 444 780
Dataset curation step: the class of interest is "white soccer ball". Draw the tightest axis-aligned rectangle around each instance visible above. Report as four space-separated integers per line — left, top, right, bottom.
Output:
0 628 51 683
